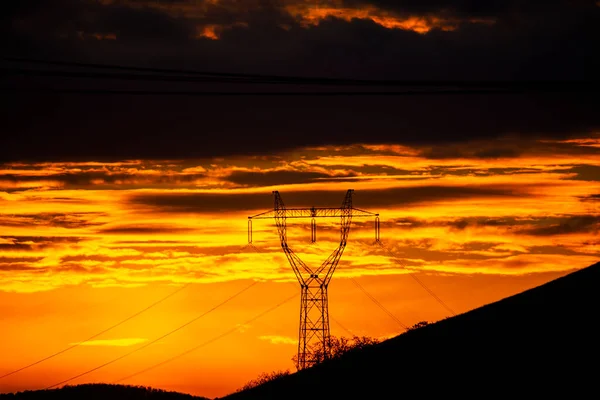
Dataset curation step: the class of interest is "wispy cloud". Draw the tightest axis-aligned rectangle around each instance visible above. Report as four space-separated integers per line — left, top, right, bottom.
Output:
258 335 297 345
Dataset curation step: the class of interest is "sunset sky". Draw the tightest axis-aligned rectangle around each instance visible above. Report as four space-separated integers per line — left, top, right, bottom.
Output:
1 0 599 399
1 137 599 397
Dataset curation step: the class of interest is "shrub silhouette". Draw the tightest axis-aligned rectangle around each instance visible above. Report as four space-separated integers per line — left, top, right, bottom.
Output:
291 335 381 367
407 321 430 331
236 336 380 393
0 384 208 400
236 370 291 392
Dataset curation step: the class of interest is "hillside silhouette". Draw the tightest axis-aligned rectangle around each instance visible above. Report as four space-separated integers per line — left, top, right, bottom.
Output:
0 384 208 400
223 262 600 399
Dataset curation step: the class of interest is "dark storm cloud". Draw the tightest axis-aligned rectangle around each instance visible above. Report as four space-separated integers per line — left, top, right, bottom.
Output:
416 135 600 160
3 0 597 78
127 184 520 213
3 93 598 163
0 0 598 162
342 0 587 17
2 0 196 45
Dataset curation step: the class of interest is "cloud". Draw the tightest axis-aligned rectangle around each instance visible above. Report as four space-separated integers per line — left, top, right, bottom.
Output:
0 256 45 263
127 184 522 213
0 167 208 189
386 216 538 231
236 323 251 333
0 137 598 292
96 224 198 234
3 94 597 163
0 236 84 251
0 213 106 229
258 335 297 345
2 140 598 192
69 338 148 347
416 135 600 160
565 165 600 182
225 170 354 187
1 1 598 162
0 264 46 272
342 0 583 18
515 215 600 236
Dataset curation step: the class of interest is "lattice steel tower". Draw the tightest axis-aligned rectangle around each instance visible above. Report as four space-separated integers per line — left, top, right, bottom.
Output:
247 189 380 370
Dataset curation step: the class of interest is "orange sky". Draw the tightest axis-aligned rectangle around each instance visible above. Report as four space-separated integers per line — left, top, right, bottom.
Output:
0 136 599 397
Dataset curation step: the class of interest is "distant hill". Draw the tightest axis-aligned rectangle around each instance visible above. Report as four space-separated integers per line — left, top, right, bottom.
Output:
0 384 209 400
223 262 600 399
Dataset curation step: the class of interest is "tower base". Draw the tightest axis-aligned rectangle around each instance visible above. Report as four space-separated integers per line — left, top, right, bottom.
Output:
295 283 330 370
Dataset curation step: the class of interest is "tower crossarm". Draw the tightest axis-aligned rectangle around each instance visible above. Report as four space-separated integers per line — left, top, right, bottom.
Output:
249 207 378 220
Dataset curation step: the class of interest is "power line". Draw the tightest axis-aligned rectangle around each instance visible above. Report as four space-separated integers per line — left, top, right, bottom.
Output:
250 240 451 335
2 57 596 90
0 67 282 85
2 67 593 93
0 282 192 380
249 242 447 336
0 56 292 81
249 243 407 333
350 278 409 330
113 292 298 384
410 274 457 317
44 280 259 389
377 242 456 317
330 315 355 338
0 87 524 96
1 67 469 87
249 244 356 338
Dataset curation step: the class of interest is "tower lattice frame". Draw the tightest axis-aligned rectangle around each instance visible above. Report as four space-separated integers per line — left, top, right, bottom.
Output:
248 189 380 370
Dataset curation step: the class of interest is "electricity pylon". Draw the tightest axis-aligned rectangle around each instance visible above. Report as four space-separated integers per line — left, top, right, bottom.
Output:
248 189 380 370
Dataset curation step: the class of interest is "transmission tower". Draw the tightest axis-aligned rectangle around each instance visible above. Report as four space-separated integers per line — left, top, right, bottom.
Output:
247 189 380 370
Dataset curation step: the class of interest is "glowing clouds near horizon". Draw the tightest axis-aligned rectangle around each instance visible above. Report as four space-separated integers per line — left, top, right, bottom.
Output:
0 136 599 293
0 136 599 397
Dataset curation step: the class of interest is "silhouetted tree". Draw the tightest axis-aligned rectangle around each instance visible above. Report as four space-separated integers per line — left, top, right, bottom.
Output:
291 335 380 367
232 336 380 393
236 370 291 392
407 321 430 331
0 384 208 400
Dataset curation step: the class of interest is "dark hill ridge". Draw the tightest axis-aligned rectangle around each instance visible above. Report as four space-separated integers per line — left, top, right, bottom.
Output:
0 384 209 400
223 262 600 399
